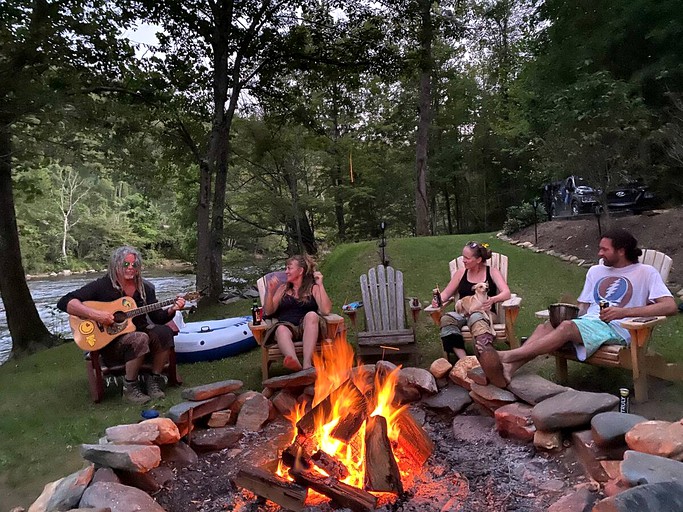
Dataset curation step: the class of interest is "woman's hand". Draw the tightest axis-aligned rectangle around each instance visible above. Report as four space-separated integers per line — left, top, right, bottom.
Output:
314 271 324 286
481 298 496 311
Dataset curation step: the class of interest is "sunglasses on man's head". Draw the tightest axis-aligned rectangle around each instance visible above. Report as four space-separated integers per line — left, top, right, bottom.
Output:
122 261 140 268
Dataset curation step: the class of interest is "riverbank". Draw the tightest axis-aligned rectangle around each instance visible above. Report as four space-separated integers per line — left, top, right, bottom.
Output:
25 259 194 281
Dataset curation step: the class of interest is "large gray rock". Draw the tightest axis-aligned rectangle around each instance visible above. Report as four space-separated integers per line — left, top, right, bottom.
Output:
80 444 161 473
506 374 568 405
235 393 271 431
470 383 517 404
189 426 244 452
531 390 619 431
399 367 438 396
79 481 165 512
591 411 647 448
28 465 94 512
592 481 683 512
181 379 243 401
159 441 198 468
620 450 683 485
422 384 472 414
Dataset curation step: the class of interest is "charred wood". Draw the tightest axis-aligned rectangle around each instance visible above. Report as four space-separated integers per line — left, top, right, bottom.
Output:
395 410 434 467
290 467 377 512
364 415 403 494
234 465 307 512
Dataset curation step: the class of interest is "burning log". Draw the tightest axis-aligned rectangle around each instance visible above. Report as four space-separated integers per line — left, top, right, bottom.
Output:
290 467 377 512
395 410 434 467
364 415 403 494
296 379 368 442
234 465 308 512
282 437 350 480
312 449 349 480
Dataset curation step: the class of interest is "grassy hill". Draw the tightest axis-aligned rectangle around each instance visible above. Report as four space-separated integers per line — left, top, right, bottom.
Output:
1 233 681 509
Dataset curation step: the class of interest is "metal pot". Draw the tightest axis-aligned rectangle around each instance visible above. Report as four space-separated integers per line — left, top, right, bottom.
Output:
548 303 579 328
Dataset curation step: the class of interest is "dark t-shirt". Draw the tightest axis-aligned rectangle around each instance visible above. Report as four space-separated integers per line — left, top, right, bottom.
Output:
56 276 170 331
457 267 498 298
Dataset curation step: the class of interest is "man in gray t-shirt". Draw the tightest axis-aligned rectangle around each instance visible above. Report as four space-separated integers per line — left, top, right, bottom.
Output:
478 229 677 388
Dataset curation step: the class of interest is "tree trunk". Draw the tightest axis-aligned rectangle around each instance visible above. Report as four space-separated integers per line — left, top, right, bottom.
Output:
331 86 346 240
414 0 433 236
444 186 453 234
0 124 57 355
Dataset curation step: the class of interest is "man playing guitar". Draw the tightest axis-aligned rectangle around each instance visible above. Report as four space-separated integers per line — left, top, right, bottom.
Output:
57 246 185 404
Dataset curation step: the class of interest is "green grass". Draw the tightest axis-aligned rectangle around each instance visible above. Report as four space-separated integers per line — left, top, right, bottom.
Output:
2 233 682 508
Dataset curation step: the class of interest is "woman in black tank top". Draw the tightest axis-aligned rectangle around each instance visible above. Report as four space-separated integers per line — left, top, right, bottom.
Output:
262 254 333 372
434 242 511 361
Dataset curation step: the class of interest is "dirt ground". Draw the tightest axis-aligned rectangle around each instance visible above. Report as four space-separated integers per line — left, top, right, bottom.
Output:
511 207 683 288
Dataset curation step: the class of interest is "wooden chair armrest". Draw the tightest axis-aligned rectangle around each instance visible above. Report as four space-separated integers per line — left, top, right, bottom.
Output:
248 321 270 346
617 316 666 330
322 313 344 325
423 298 453 325
535 309 550 320
500 294 522 309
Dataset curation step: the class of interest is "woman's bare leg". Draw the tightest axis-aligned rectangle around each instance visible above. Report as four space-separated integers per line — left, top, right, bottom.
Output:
301 312 320 369
275 325 301 369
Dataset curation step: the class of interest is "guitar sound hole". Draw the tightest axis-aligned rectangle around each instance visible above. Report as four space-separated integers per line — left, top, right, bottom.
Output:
113 311 128 323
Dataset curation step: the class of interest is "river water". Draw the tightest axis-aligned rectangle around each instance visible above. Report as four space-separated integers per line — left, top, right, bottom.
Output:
0 271 197 366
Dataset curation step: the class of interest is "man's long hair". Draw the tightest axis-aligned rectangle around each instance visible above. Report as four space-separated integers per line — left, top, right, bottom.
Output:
286 254 316 302
603 229 642 264
108 246 147 302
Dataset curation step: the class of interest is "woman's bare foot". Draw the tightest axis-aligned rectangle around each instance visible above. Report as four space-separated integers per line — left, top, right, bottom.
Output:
283 356 303 371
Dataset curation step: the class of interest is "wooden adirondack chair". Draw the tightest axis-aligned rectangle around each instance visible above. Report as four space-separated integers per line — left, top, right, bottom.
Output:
424 252 523 350
544 249 681 402
248 271 345 380
352 265 418 364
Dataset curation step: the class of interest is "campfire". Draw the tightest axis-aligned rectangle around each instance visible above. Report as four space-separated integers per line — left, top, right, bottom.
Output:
235 337 434 511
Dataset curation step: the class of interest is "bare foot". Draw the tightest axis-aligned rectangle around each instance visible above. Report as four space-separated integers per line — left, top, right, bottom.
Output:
502 363 515 385
477 348 509 388
283 356 303 371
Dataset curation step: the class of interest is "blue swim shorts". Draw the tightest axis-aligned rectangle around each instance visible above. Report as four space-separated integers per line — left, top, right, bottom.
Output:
571 317 627 361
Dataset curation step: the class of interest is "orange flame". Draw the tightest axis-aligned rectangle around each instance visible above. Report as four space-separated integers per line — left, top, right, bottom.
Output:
285 336 407 492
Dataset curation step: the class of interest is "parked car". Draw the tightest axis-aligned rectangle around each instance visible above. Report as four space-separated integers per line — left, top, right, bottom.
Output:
541 175 657 219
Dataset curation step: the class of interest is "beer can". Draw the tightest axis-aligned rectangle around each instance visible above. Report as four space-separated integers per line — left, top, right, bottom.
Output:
619 388 630 413
599 300 609 310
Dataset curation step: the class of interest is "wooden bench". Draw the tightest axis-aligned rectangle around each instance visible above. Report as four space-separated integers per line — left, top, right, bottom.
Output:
537 249 681 402
424 252 523 351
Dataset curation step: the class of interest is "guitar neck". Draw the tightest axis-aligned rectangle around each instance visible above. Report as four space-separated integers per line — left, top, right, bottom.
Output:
126 298 176 319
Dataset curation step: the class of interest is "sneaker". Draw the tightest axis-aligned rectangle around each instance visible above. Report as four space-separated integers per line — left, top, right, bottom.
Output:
146 374 166 400
123 379 151 404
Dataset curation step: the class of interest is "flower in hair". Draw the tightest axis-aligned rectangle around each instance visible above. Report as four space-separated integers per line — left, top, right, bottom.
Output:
481 243 489 249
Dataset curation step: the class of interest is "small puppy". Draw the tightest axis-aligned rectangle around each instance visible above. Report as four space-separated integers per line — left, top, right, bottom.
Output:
455 282 491 316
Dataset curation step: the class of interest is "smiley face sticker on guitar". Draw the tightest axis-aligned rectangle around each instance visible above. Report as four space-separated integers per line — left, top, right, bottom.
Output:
78 320 95 335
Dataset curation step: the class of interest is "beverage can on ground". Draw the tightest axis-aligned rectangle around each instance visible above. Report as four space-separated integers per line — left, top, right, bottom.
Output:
619 387 630 413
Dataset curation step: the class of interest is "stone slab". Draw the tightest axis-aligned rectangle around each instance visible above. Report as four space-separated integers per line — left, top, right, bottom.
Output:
506 373 568 405
422 384 472 414
167 393 237 424
181 379 243 401
621 450 683 486
531 390 619 431
189 426 244 453
80 444 161 473
79 481 165 512
262 368 317 389
591 411 647 449
593 481 683 512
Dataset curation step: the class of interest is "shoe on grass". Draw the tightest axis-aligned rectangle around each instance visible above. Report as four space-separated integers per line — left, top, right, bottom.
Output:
146 374 166 400
123 379 151 404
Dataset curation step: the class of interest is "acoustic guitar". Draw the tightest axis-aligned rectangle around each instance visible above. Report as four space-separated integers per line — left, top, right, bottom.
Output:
70 292 201 351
